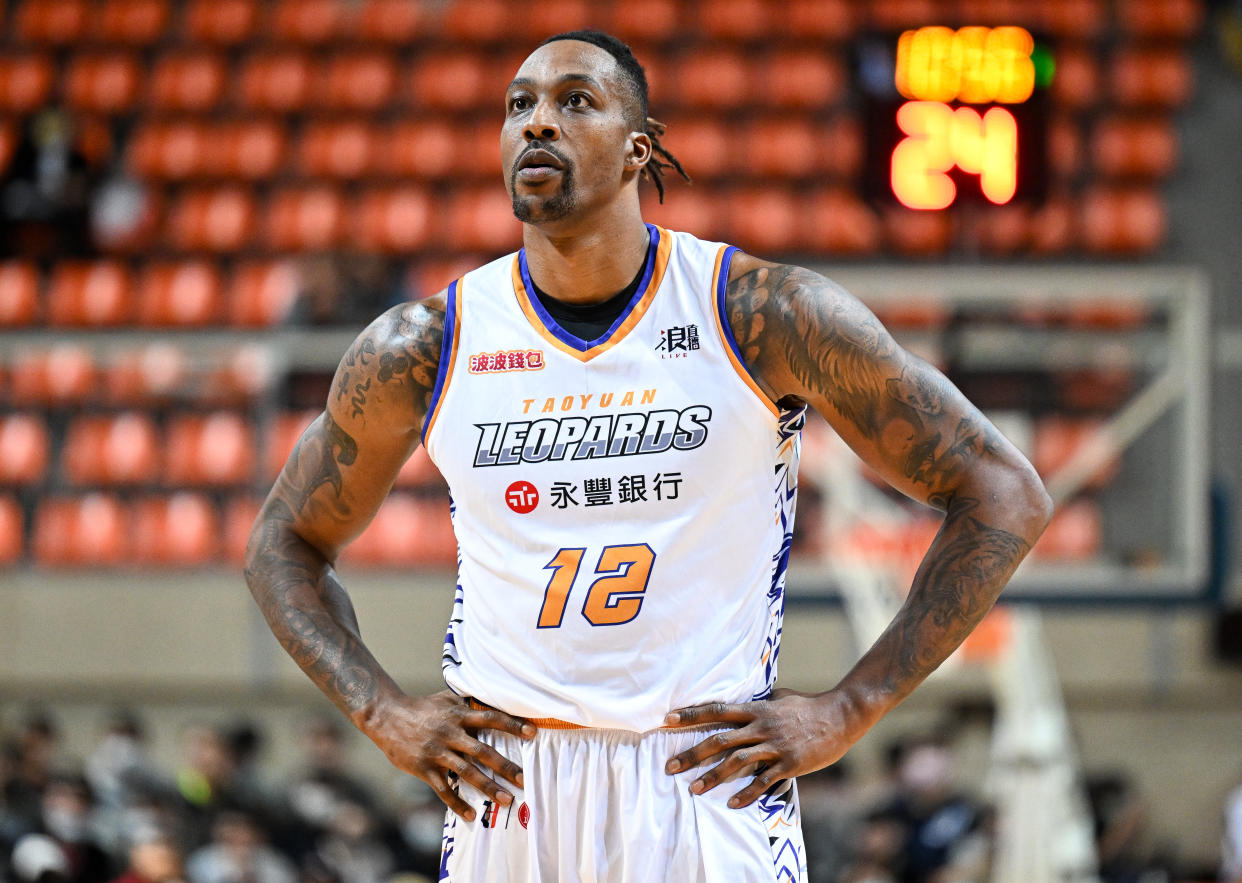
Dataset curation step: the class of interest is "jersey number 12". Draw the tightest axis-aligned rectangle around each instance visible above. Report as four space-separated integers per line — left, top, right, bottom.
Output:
537 544 656 628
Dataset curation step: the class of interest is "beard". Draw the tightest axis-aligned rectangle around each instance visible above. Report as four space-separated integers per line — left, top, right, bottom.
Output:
509 154 577 223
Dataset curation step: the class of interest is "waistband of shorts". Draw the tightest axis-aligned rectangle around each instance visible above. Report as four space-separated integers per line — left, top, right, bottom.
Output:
466 698 680 731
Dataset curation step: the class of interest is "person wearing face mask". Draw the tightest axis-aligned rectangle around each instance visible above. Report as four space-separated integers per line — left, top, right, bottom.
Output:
19 774 115 883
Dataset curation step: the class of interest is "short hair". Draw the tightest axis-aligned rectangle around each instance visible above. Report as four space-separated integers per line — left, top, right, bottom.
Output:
537 29 689 202
539 29 648 130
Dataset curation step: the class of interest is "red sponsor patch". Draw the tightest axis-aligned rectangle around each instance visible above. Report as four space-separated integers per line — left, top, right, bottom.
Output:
505 481 539 514
469 349 545 373
517 802 530 829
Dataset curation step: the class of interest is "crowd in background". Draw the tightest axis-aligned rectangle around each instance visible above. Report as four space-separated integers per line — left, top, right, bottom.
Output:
0 707 1219 883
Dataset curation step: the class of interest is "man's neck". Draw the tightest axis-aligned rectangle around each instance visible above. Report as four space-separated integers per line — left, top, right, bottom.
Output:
521 203 650 306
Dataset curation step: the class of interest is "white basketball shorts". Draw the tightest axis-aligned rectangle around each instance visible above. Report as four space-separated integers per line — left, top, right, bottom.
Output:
437 725 807 882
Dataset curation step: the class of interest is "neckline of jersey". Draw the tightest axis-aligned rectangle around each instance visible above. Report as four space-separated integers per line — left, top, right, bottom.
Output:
513 223 667 361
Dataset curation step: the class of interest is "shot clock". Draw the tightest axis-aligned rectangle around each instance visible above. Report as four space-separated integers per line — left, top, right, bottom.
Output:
859 25 1053 210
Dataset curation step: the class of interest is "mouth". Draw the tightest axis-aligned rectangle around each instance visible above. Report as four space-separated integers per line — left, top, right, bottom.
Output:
515 148 566 182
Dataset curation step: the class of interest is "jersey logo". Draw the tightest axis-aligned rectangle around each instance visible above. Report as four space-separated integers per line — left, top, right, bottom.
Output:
469 349 545 374
655 324 700 358
504 480 539 513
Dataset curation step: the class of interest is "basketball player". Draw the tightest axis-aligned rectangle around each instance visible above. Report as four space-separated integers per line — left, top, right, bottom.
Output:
245 30 1052 881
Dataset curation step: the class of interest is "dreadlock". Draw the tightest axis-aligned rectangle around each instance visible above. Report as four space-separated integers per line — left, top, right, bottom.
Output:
540 29 691 203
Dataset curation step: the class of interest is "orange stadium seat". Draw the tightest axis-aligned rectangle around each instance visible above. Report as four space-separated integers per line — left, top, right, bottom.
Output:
298 120 379 180
166 412 256 487
168 187 258 253
1031 498 1103 562
1081 187 1166 254
262 410 319 480
62 413 162 486
446 188 523 253
128 121 209 180
763 51 847 110
343 494 457 568
606 0 681 46
103 343 189 405
1118 0 1204 39
785 0 854 41
1091 117 1178 179
671 49 752 111
695 0 774 42
131 494 220 566
1027 194 1079 255
394 446 446 489
973 204 1032 256
14 0 88 44
355 0 425 44
409 52 492 113
0 56 54 114
956 0 1039 28
63 54 141 115
219 120 287 180
461 118 504 179
33 494 130 567
136 262 223 327
725 188 803 255
642 189 725 242
668 117 730 181
383 119 463 180
1111 49 1195 108
201 345 276 406
740 117 826 180
804 188 882 255
148 53 228 112
95 0 170 45
406 255 487 300
516 0 594 41
47 262 134 327
883 207 955 256
183 0 258 44
222 496 262 564
269 0 341 44
865 0 940 30
320 53 399 112
1038 0 1107 39
227 261 300 327
0 262 41 326
237 52 314 112
9 345 98 407
0 414 51 486
820 115 864 180
265 186 348 252
438 0 513 44
355 187 434 253
0 497 22 566
1051 47 1101 111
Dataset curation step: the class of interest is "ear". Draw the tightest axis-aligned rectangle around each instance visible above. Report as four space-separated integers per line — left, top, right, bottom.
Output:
625 131 653 173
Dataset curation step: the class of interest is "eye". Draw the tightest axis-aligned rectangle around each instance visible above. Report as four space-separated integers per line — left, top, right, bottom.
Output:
566 92 591 108
508 95 531 112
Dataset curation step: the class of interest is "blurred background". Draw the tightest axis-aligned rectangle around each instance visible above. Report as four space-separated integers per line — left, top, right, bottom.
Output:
1 0 1241 881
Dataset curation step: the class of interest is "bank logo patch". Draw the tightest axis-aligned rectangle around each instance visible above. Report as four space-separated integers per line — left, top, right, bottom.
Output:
504 480 539 514
469 349 545 374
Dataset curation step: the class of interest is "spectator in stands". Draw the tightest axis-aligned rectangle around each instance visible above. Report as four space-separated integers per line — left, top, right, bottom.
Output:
287 255 396 329
184 811 295 883
14 773 115 883
108 834 184 883
0 109 97 260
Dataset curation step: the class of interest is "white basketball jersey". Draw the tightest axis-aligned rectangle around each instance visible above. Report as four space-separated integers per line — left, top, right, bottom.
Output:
424 224 805 731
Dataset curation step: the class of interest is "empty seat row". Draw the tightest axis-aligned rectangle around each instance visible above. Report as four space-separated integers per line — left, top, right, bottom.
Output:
0 409 446 489
0 491 454 568
0 43 1195 117
0 260 300 327
8 0 1203 49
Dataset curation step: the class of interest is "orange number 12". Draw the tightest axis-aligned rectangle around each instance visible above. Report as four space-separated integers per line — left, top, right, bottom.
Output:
537 543 656 628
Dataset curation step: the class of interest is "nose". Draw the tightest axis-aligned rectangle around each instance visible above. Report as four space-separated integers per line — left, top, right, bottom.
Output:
523 100 561 142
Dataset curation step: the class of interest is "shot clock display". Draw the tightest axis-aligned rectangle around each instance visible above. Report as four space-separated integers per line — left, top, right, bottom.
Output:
860 26 1053 210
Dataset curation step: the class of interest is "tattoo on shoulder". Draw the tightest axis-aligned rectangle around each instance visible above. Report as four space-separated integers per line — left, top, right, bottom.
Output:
336 301 446 428
726 261 1003 501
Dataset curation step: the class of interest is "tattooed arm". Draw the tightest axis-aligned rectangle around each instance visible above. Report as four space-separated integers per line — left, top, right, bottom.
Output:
245 295 532 820
665 254 1052 807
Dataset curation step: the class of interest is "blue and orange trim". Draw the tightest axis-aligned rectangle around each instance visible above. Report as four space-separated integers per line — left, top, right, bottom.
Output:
710 245 779 418
421 277 462 447
511 223 672 362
